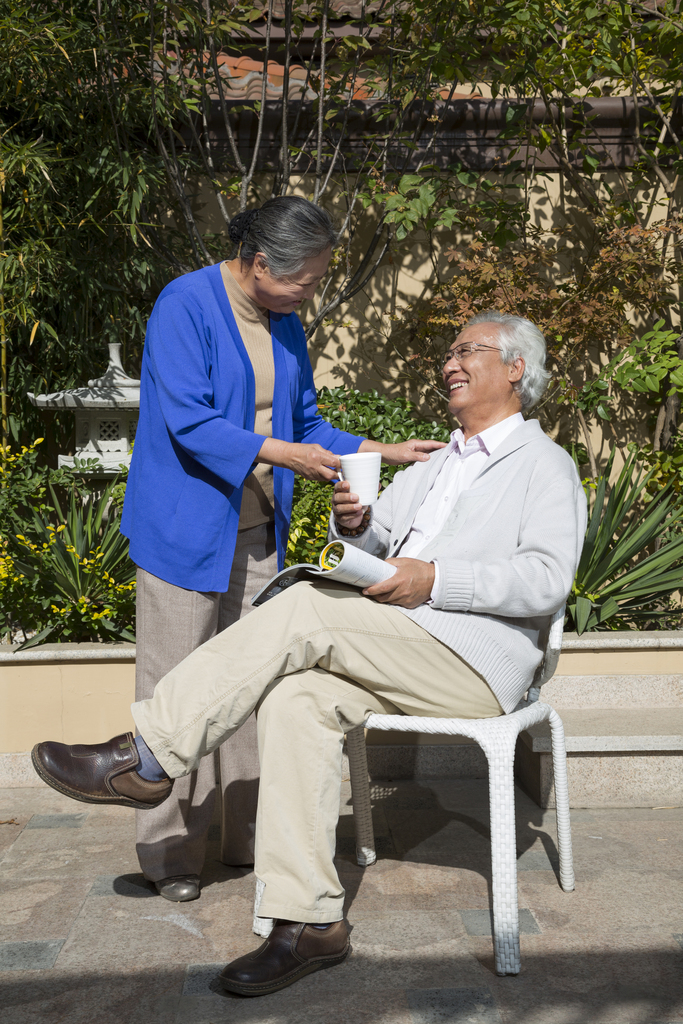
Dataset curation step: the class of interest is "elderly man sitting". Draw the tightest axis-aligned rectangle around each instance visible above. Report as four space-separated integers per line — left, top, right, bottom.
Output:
32 310 586 996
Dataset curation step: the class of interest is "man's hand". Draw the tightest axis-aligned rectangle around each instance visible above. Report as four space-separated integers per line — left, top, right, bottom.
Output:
331 480 365 529
256 438 340 482
359 438 446 466
363 557 435 609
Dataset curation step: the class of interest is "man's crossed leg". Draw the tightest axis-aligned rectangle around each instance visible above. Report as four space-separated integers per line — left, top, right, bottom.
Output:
32 581 502 994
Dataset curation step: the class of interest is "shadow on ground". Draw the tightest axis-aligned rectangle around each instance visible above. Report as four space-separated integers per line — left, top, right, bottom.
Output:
1 949 682 1024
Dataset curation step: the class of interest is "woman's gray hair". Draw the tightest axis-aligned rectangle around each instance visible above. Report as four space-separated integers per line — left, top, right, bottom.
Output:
228 197 337 278
465 310 551 411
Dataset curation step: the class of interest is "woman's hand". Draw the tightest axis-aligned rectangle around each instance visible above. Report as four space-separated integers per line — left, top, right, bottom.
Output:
331 480 366 530
359 438 446 466
256 438 340 482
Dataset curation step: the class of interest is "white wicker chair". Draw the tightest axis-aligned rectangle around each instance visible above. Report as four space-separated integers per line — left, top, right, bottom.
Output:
254 606 574 976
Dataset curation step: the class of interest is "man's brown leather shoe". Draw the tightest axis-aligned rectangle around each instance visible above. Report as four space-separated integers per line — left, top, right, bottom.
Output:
31 732 173 810
218 920 350 996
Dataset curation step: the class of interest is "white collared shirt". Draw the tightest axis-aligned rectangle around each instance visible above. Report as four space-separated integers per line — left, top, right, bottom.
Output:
398 412 524 598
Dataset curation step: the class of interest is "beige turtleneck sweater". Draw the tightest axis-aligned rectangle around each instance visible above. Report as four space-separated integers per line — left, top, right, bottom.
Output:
220 262 275 530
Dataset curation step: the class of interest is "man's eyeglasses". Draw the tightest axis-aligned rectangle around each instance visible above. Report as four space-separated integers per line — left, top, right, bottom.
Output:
440 343 501 372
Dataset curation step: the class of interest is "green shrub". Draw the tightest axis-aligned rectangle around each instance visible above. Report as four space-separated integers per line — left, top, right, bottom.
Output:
567 449 683 634
286 387 450 566
0 441 135 646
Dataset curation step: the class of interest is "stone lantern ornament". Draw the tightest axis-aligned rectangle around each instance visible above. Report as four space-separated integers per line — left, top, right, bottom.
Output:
27 343 140 475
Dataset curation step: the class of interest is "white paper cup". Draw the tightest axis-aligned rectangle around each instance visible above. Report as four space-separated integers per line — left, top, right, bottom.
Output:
339 452 382 505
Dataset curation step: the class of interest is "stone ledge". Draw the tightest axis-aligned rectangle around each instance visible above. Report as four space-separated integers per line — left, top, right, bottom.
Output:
1 630 682 665
520 708 683 753
561 630 683 651
515 744 683 808
0 753 47 788
0 642 135 664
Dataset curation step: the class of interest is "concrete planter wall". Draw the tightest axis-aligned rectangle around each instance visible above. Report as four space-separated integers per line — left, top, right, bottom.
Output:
0 643 135 786
2 632 682 806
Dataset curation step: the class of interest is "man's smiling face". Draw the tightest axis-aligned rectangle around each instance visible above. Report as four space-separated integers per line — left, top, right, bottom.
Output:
442 323 525 434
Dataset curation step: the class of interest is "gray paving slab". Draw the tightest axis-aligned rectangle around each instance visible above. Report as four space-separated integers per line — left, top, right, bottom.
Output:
406 987 500 1024
0 877 92 944
0 939 64 970
0 779 681 1024
181 962 224 996
88 874 156 898
25 813 88 829
459 909 541 936
516 847 559 870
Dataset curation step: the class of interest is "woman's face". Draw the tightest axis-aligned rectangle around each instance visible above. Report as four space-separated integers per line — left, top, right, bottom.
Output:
251 247 332 315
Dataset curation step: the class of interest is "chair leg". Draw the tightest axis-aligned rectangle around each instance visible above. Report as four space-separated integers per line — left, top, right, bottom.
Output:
484 734 521 975
346 726 377 867
549 709 575 893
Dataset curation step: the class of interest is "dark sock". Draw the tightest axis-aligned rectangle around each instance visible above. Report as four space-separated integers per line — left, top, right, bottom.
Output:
133 734 169 782
277 919 332 931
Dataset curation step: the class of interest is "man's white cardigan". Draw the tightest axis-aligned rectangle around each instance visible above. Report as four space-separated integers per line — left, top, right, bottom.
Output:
329 420 587 713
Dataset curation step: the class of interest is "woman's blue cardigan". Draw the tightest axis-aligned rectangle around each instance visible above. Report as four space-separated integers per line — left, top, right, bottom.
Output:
120 263 361 592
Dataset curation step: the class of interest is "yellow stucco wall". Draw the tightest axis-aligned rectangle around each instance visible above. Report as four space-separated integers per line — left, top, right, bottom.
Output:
3 645 681 753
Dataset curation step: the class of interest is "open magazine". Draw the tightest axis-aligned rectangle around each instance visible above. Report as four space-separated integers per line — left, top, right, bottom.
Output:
251 541 397 607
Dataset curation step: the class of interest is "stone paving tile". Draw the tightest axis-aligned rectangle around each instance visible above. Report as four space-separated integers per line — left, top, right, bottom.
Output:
174 948 490 1024
482 946 683 1024
460 909 541 936
0 966 185 1024
384 809 494 870
0 817 26 858
0 940 64 970
406 986 501 1024
0 819 139 882
88 873 156 898
350 908 470 950
516 847 559 871
54 894 216 970
0 877 92 942
25 813 89 829
0 781 681 1024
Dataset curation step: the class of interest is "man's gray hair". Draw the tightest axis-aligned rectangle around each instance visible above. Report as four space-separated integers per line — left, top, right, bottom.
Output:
465 310 551 411
228 197 337 278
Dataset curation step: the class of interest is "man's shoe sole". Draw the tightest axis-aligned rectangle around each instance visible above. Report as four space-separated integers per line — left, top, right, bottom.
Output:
30 745 157 811
218 946 350 996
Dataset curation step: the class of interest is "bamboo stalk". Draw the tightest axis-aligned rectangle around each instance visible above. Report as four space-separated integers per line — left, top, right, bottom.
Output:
0 291 5 459
0 166 6 459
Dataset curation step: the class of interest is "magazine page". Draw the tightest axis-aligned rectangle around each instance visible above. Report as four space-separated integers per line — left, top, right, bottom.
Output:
317 541 397 588
251 543 396 607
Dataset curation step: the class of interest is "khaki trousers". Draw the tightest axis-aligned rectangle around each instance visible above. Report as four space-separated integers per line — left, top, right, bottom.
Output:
134 523 278 881
133 580 503 921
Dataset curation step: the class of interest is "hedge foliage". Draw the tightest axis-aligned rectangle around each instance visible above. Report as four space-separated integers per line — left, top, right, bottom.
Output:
286 387 450 565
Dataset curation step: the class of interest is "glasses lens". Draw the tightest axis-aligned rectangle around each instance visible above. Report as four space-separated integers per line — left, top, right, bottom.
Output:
441 344 471 370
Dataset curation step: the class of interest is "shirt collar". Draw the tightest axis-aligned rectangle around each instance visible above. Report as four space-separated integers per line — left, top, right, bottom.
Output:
450 412 525 458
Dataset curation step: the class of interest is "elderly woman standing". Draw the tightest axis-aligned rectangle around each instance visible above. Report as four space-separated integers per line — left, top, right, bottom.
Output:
121 196 442 902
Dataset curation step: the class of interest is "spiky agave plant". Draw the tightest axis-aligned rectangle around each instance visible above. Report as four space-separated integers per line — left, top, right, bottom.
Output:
12 479 135 648
567 449 683 634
